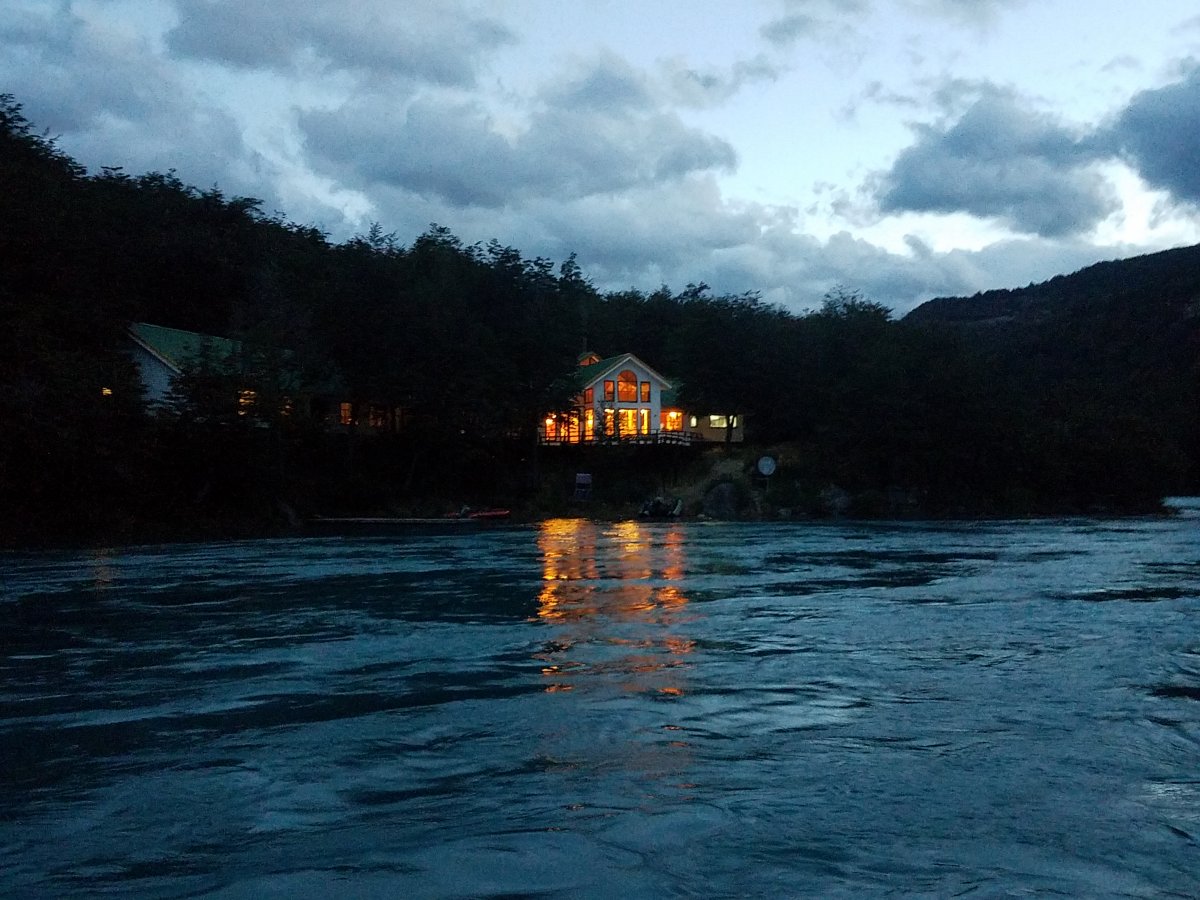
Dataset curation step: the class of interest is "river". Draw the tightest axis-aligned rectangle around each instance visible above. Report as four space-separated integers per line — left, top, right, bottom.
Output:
2 505 1198 897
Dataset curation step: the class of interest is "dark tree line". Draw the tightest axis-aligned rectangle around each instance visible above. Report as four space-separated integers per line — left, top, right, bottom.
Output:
1 94 1195 542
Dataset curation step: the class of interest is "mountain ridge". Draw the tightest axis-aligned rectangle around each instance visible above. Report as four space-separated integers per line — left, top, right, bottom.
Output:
904 243 1200 326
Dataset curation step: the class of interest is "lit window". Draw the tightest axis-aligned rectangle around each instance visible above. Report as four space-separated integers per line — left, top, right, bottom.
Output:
618 408 637 435
603 380 614 402
339 402 354 425
639 381 650 403
100 387 113 397
604 409 615 435
709 415 728 429
584 408 595 440
238 389 257 415
661 410 683 432
583 387 594 406
639 408 649 434
689 416 698 428
617 370 637 402
545 415 558 440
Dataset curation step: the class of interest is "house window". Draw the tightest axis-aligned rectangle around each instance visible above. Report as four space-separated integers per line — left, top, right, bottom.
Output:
617 370 637 402
604 408 615 436
618 408 637 436
583 387 594 406
640 381 650 403
238 389 257 416
639 408 649 434
689 416 698 428
661 410 683 432
339 402 354 425
584 408 595 440
603 380 614 402
709 415 738 429
545 415 558 441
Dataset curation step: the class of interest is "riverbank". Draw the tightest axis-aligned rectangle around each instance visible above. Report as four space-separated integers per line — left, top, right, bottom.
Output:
2 448 1190 549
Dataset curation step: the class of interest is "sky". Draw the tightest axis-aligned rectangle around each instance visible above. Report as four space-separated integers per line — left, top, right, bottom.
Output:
5 0 1200 313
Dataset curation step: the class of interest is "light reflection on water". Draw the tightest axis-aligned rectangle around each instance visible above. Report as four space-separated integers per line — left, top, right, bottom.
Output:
536 519 694 699
0 514 1198 898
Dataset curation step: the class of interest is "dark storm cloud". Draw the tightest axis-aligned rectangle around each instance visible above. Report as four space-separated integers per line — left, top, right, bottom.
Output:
1104 65 1200 204
167 0 514 84
876 87 1116 236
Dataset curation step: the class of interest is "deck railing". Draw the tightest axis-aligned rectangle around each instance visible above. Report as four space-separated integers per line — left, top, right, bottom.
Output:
540 429 704 446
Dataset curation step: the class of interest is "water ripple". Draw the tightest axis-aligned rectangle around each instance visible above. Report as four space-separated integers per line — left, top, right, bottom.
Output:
2 516 1199 897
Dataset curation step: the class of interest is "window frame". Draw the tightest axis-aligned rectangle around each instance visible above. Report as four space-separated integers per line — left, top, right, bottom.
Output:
617 370 638 403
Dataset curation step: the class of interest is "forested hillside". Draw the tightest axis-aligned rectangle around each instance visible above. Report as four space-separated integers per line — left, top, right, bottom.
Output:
2 94 1196 543
906 246 1200 504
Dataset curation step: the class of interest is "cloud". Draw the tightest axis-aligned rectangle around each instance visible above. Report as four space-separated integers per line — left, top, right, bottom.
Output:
1103 64 1200 205
0 3 258 194
167 0 514 84
875 86 1117 236
901 0 1030 28
760 0 871 47
660 55 781 108
543 52 654 113
761 13 824 46
300 56 739 209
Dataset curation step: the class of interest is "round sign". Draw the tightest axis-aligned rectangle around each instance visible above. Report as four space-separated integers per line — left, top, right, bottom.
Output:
756 455 777 477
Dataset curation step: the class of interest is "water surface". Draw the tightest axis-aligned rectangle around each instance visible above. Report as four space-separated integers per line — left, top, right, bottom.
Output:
2 509 1199 897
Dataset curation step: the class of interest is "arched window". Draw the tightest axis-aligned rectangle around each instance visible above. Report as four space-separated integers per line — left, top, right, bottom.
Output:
617 369 638 402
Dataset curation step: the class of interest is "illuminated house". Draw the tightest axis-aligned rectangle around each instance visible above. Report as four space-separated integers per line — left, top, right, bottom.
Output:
541 351 743 444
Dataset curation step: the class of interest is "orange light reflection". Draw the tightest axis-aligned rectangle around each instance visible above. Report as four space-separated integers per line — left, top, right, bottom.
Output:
535 518 695 700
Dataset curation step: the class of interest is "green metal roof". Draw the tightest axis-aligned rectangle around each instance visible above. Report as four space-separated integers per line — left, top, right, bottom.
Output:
574 354 626 384
129 322 242 372
572 352 672 390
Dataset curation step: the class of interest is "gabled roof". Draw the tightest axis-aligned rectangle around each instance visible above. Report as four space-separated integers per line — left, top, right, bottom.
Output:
575 352 672 389
128 322 242 373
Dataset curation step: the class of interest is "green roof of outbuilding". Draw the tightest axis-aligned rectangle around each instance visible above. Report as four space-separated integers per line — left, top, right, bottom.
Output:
129 322 242 372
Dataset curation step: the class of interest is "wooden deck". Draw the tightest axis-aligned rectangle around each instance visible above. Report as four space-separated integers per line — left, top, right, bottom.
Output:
541 430 704 447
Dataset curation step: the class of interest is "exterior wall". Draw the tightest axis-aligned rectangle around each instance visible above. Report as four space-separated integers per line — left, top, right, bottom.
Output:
129 343 178 407
584 358 663 439
542 353 744 445
688 414 745 443
543 355 671 443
